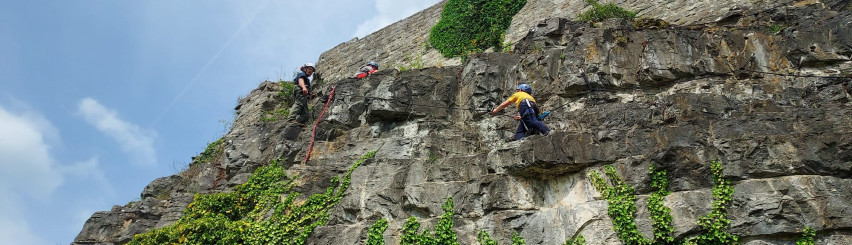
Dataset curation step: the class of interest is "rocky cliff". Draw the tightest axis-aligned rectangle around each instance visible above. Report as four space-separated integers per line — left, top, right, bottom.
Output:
317 0 833 84
74 0 852 244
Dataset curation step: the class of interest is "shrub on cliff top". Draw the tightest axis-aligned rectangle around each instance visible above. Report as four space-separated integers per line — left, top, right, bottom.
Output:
578 0 636 22
429 0 526 58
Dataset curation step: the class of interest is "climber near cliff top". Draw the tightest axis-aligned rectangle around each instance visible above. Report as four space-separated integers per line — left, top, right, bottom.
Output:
287 63 315 124
354 61 378 79
491 83 551 140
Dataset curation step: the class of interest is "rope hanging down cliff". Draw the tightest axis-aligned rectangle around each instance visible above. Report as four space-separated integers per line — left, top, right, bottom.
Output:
304 85 336 163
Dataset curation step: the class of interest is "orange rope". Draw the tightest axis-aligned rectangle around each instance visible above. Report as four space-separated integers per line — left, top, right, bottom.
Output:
304 86 335 163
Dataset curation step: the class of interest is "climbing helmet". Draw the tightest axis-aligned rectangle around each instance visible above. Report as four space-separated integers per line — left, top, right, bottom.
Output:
517 83 532 94
302 63 315 71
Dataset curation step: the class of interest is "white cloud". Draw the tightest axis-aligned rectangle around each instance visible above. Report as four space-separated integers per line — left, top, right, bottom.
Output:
353 0 442 38
0 106 64 199
0 216 45 245
77 97 157 166
0 188 46 245
0 106 61 245
61 157 115 196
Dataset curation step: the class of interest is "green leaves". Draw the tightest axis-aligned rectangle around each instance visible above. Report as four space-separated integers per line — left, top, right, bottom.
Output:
366 219 389 245
563 235 586 245
475 231 527 245
685 160 739 245
400 197 460 245
477 230 499 245
648 165 674 244
797 227 816 245
129 151 376 245
193 137 224 164
436 197 461 245
260 81 296 123
577 0 637 22
401 217 422 245
589 161 740 245
429 0 526 58
589 165 650 245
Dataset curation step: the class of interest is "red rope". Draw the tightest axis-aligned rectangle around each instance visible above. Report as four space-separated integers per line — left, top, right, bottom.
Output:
304 86 335 163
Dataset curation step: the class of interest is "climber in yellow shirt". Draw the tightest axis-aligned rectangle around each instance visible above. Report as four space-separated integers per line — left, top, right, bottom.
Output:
491 83 551 140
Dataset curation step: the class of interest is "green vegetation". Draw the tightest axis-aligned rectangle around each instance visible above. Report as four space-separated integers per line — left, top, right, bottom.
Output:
366 219 389 245
396 53 426 72
261 108 290 122
577 0 637 22
510 233 525 245
363 159 813 244
475 231 526 245
477 230 499 245
765 24 785 35
797 227 816 245
615 34 628 45
193 137 224 164
279 80 294 98
588 160 738 245
589 165 650 244
501 40 514 53
128 151 376 245
399 197 460 245
685 160 739 245
564 235 586 245
428 150 440 164
260 81 295 123
429 0 526 58
632 18 669 29
648 165 674 244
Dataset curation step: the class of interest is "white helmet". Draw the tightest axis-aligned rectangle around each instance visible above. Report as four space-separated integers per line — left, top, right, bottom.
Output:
301 63 315 71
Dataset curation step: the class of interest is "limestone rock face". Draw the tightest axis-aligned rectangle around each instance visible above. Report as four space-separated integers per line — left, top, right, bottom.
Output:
316 0 837 85
74 1 852 244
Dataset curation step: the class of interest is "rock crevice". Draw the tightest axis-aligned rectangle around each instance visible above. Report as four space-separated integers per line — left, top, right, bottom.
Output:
74 1 852 244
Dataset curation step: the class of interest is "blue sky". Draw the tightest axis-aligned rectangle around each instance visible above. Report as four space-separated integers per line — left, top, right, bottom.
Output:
0 0 440 243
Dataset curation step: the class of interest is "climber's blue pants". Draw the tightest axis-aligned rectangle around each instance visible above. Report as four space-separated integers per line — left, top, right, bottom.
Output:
515 100 550 140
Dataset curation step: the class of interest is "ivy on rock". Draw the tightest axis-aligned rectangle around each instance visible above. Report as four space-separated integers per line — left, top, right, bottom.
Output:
429 0 526 58
588 161 739 245
128 151 376 245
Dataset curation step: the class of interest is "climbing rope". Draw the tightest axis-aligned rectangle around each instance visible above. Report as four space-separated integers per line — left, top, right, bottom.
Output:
304 85 335 163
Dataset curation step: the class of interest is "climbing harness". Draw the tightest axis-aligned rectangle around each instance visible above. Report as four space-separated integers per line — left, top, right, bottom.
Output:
519 99 533 132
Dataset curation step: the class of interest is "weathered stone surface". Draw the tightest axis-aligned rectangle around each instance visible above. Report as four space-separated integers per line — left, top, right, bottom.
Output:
316 1 461 83
73 194 193 244
317 0 850 85
731 176 852 236
75 2 852 245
